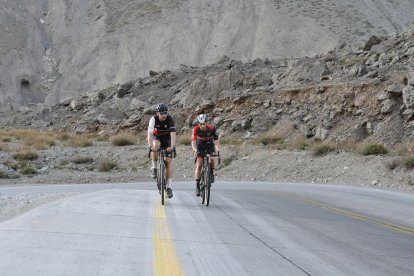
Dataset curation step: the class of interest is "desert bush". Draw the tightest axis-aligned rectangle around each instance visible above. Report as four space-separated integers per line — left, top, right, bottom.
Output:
221 155 237 167
24 134 56 149
56 131 71 141
385 159 401 170
98 160 117 172
4 160 19 170
68 136 93 147
20 166 37 175
292 138 310 151
313 144 337 156
362 143 389 155
179 136 191 146
1 137 11 142
72 156 94 164
110 133 136 146
254 135 284 146
221 138 242 146
12 150 38 161
404 157 414 169
0 170 8 178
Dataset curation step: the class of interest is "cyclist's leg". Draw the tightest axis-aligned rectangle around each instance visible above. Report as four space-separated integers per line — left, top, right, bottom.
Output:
152 139 160 161
207 142 216 183
195 156 203 196
151 139 160 178
161 136 174 198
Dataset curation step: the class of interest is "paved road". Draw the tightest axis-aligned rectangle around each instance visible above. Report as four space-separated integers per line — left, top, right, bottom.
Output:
0 182 413 275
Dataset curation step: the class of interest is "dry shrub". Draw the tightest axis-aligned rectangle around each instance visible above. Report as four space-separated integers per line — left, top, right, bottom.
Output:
72 156 94 164
110 133 136 146
20 166 37 175
56 131 71 141
254 134 284 146
385 159 401 170
404 157 414 169
291 137 311 151
99 160 117 172
337 142 360 153
12 150 39 161
24 134 56 149
0 128 57 149
312 143 337 156
362 143 388 155
179 136 191 146
67 135 93 147
221 138 243 146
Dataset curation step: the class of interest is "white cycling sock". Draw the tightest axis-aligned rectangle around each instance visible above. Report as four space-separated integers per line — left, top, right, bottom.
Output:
151 160 157 169
167 178 172 189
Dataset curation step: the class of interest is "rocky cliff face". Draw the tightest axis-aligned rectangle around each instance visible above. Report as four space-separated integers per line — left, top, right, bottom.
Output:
2 26 414 145
1 0 414 111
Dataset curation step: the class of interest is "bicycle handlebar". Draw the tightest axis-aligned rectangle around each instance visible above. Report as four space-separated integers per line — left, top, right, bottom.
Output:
194 151 221 164
148 147 177 158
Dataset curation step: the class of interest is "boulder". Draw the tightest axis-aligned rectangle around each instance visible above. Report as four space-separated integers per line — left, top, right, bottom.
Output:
363 36 382 51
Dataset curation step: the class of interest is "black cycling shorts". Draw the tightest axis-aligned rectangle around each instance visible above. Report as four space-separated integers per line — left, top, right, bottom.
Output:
154 135 173 158
197 140 215 156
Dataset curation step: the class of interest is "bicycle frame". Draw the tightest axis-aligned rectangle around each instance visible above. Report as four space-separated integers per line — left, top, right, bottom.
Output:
197 151 219 206
149 148 176 205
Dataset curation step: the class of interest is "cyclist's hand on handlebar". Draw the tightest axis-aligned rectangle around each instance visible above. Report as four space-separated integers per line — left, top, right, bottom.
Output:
166 147 173 152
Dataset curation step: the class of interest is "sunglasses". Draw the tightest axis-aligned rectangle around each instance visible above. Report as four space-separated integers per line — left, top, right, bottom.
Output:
159 111 168 115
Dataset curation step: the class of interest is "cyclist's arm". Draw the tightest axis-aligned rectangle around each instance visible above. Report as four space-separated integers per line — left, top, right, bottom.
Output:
191 140 197 153
191 127 198 152
147 117 155 147
213 126 220 153
214 139 221 153
170 131 176 148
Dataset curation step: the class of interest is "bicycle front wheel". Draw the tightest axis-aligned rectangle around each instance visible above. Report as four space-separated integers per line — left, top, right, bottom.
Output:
159 161 166 205
205 164 211 206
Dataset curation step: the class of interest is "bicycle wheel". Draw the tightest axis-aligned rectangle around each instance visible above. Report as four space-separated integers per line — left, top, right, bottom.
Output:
201 173 205 204
205 163 211 206
159 160 166 205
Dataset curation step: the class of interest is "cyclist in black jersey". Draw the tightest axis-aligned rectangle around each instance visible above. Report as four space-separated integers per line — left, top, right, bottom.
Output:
147 103 176 198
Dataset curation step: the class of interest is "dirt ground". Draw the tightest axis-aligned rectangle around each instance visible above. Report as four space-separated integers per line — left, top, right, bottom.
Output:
1 143 413 192
1 142 413 222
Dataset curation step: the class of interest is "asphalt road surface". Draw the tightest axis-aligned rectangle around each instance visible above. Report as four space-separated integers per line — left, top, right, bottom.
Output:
0 181 413 275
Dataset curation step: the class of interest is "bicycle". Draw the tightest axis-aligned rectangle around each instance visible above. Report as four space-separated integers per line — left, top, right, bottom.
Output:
197 151 220 206
149 147 176 205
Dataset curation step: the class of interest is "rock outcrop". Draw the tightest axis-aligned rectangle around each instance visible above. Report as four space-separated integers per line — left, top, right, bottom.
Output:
2 0 414 111
2 25 414 145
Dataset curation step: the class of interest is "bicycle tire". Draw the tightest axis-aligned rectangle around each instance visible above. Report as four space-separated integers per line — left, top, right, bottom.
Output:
205 162 211 206
159 160 165 205
201 171 205 204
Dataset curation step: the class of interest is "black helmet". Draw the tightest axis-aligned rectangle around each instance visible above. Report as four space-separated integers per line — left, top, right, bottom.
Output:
155 103 168 112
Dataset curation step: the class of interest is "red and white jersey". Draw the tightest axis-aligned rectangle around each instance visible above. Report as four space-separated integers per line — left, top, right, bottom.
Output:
192 124 218 142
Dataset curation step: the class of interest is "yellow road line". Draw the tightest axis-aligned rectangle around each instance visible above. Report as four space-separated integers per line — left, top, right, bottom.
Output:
153 203 184 276
273 192 414 236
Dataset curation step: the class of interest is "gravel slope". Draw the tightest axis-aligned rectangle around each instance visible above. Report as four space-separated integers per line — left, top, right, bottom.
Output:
1 143 413 221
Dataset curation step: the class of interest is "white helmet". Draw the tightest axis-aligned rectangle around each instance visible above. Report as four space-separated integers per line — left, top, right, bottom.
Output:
197 114 208 123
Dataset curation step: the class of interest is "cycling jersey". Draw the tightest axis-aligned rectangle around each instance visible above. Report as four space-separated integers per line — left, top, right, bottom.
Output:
148 115 176 137
192 124 218 143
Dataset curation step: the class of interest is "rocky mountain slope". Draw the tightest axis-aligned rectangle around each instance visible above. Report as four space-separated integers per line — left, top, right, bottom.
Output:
2 0 414 111
1 25 414 146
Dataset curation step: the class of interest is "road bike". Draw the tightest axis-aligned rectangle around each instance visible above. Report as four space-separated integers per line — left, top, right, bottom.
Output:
197 151 220 206
149 148 176 205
